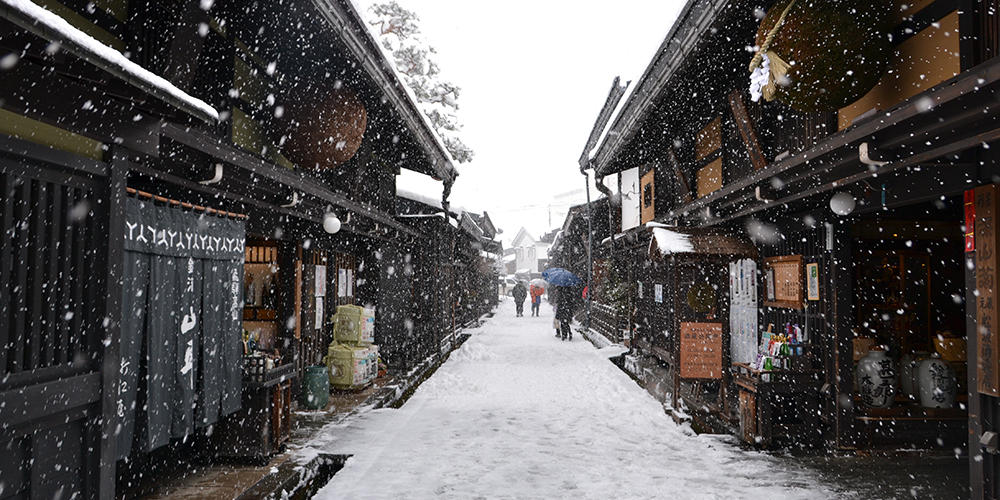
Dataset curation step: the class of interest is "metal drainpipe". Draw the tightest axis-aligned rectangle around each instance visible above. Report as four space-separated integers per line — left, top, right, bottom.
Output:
583 169 593 333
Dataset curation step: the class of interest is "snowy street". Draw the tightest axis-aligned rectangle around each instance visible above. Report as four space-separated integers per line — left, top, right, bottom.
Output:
306 298 837 499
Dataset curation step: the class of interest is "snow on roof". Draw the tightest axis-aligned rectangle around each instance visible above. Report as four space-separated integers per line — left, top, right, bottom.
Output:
397 169 470 215
502 254 516 262
651 227 694 254
397 187 442 210
3 0 219 122
587 82 635 161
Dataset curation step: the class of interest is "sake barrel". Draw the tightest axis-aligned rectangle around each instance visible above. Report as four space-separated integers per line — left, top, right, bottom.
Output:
284 86 367 169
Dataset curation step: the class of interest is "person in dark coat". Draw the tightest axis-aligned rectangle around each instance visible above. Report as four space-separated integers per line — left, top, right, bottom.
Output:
512 281 527 317
555 286 578 341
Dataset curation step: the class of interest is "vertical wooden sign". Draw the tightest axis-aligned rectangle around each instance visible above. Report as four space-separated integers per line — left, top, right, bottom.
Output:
728 90 767 171
641 168 655 224
975 184 999 396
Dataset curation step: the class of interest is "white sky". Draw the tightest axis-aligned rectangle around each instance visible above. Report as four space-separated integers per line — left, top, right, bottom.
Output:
362 1 688 245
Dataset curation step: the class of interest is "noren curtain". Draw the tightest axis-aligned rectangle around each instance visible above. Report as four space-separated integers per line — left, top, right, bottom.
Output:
117 197 245 460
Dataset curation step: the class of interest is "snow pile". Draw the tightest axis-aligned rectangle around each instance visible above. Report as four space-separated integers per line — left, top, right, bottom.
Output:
2 0 219 122
652 227 694 254
305 299 839 499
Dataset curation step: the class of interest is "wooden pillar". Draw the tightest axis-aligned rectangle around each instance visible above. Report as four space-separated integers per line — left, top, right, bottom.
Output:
831 220 856 449
97 149 128 499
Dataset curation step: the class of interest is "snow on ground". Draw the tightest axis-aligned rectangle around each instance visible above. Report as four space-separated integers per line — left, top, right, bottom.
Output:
307 298 839 499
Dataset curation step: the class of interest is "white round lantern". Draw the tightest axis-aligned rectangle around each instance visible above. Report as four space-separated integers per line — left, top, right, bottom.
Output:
323 212 342 234
830 192 856 216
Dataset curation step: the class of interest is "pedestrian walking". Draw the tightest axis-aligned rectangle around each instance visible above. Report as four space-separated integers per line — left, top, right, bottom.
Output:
555 286 578 341
512 281 527 317
530 284 543 317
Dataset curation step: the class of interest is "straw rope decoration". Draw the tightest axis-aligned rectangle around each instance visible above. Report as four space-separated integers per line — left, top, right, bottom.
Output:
748 0 797 101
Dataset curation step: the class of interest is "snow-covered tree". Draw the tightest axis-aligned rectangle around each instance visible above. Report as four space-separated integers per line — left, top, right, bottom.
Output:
368 1 474 163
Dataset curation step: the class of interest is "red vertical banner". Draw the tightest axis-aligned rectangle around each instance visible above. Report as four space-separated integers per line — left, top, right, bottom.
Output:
966 189 976 252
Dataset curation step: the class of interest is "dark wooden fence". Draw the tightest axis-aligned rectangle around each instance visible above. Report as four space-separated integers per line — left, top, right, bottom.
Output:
589 301 625 343
0 138 120 499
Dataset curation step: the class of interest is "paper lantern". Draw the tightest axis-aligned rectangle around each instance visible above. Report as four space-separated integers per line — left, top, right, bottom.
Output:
284 87 367 169
830 191 856 215
748 0 893 113
323 212 342 234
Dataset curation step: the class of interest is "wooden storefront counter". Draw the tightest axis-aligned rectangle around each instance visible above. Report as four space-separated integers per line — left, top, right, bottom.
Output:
733 363 823 449
216 363 297 462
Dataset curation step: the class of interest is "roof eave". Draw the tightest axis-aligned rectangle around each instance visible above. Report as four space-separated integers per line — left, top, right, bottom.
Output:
311 0 457 184
591 0 730 178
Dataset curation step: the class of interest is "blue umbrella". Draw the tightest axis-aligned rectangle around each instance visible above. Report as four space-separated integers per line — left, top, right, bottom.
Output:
541 267 582 287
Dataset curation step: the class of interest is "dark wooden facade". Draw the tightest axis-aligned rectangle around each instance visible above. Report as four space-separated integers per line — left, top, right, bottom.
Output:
580 0 1000 496
0 0 492 498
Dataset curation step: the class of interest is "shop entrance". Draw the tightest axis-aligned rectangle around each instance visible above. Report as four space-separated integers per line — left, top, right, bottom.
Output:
850 196 967 449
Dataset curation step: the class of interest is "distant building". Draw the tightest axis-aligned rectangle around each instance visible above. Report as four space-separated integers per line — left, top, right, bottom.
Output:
507 228 555 278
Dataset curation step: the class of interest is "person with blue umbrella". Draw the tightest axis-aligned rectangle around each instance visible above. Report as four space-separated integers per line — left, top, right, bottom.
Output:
542 268 583 341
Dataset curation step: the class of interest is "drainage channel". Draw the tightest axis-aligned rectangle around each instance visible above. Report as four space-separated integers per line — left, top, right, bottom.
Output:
236 453 350 500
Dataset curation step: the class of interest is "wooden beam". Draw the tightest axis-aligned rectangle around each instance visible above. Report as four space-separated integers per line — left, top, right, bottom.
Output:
669 56 1000 219
96 150 127 499
0 372 100 429
160 123 422 238
727 90 766 171
664 146 692 204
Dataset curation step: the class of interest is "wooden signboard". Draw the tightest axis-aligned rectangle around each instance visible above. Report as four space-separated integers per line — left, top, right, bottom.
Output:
696 158 722 198
680 322 723 379
727 90 767 171
763 255 803 309
975 184 1000 396
695 117 721 161
640 168 655 224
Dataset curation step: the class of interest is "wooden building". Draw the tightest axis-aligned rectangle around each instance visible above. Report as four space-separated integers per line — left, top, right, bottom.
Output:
579 0 1000 496
0 0 492 498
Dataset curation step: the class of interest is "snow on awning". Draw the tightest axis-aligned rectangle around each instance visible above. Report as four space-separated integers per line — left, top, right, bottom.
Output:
648 226 757 259
1 0 220 123
651 228 694 255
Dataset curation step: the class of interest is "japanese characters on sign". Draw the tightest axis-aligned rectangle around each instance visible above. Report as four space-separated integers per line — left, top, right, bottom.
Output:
976 185 1000 396
680 322 723 379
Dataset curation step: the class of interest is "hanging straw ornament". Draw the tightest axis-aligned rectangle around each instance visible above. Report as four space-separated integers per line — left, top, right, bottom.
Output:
747 0 893 113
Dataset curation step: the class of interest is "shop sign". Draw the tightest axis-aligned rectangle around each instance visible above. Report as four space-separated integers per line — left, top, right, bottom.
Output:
975 184 1000 396
806 262 820 301
680 322 723 379
763 255 803 309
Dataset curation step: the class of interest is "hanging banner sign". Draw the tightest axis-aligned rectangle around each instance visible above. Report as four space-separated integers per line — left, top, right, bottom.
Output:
117 197 245 460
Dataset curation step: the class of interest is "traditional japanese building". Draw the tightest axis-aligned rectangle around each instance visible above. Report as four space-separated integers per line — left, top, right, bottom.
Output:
0 0 493 498
580 0 1000 495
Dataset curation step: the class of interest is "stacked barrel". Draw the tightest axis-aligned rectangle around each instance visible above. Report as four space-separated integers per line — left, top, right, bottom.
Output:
325 305 379 390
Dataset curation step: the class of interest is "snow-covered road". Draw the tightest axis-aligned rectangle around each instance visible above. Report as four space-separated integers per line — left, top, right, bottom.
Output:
308 298 838 499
